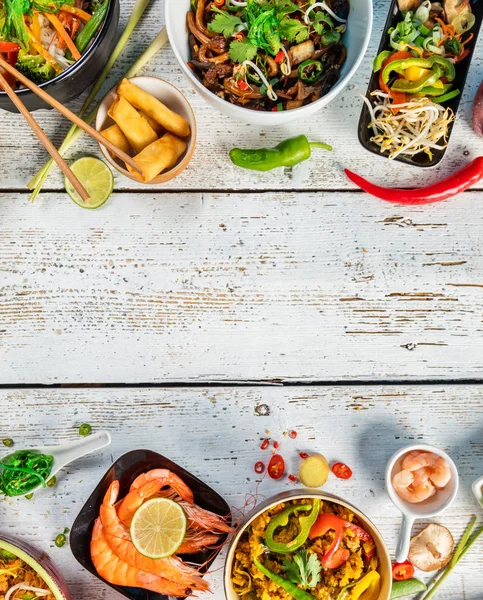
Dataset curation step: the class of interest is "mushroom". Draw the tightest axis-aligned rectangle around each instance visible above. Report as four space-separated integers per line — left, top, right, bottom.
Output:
444 0 471 25
408 524 454 572
397 0 424 12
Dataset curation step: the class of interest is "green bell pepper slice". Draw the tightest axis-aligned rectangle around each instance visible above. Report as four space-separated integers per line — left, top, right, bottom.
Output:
253 557 318 600
265 499 321 553
418 83 453 96
381 55 455 86
432 88 461 103
373 50 392 73
391 66 443 93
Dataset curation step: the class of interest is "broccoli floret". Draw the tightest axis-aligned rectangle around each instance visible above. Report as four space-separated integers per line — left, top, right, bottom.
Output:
15 51 55 85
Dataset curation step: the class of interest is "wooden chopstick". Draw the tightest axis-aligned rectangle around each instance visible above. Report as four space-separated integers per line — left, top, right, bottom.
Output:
0 55 143 175
0 72 91 202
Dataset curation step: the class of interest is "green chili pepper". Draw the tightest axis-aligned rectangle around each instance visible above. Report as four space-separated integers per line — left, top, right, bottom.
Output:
254 557 317 600
74 0 108 54
265 499 320 553
298 60 323 84
79 423 92 436
25 493 33 500
2 439 14 447
46 476 56 487
55 533 67 547
373 50 392 73
381 56 455 86
230 135 332 172
390 579 427 599
432 89 461 103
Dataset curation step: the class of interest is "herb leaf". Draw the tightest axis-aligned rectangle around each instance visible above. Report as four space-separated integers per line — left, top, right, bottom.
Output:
280 17 309 43
229 38 258 63
208 6 243 37
312 12 334 35
283 551 322 589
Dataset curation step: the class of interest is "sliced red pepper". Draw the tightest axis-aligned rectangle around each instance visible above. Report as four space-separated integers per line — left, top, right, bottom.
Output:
392 561 415 581
238 80 250 92
260 438 269 450
267 454 285 479
275 50 284 63
0 42 20 53
378 51 412 114
332 462 353 480
7 51 18 67
254 461 265 474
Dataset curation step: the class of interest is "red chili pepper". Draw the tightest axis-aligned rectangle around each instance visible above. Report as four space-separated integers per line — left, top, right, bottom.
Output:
332 462 353 480
345 157 483 205
260 438 269 450
267 454 285 479
288 430 297 439
455 48 470 63
392 561 415 581
288 474 297 482
300 452 309 459
254 461 265 474
7 51 18 67
275 50 284 63
0 41 20 53
238 80 250 92
273 440 280 449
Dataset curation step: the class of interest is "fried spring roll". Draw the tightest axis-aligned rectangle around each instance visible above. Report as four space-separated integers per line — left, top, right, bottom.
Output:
117 79 191 138
108 97 158 154
127 133 187 183
100 124 132 156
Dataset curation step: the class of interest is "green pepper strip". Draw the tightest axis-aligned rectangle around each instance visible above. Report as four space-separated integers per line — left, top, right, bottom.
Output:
253 557 317 600
230 135 332 172
74 0 108 53
391 66 443 93
381 56 456 85
298 59 323 83
432 89 461 103
418 83 453 96
265 499 321 553
373 50 392 73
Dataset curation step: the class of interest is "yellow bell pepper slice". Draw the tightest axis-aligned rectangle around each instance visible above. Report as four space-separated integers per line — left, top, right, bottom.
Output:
404 66 432 81
348 571 381 600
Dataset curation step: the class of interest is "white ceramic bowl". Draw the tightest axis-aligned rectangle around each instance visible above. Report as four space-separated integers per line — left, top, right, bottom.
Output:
224 490 392 600
165 0 373 125
95 76 197 184
385 444 459 563
472 475 483 508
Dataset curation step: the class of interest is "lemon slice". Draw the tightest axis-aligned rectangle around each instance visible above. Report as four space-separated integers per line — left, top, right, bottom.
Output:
130 498 187 559
64 157 114 209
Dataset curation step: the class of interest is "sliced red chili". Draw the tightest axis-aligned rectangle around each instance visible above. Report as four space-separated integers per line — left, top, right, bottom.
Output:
260 438 269 450
273 440 280 449
238 80 250 91
275 50 284 63
268 454 285 479
299 452 309 459
288 430 297 439
288 474 297 482
254 461 265 474
392 561 415 581
332 462 353 480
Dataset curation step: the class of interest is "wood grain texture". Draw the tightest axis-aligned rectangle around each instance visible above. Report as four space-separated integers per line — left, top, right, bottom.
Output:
0 0 481 192
0 386 481 600
1 191 483 384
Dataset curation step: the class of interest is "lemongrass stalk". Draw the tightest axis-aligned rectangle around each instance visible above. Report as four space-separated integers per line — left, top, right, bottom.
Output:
28 0 153 199
40 28 169 158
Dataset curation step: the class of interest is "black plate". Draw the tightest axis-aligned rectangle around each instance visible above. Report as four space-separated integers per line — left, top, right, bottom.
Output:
70 449 231 600
358 0 483 167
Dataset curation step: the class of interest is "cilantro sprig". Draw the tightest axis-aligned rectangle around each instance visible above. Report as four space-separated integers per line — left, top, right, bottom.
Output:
283 550 322 589
208 6 243 37
229 38 258 63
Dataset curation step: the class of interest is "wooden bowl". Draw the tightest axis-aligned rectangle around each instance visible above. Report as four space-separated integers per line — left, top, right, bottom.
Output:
96 76 197 184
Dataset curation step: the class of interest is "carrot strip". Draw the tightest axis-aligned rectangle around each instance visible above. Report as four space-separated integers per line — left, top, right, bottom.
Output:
461 33 474 46
60 4 92 21
24 24 63 74
408 44 424 56
44 12 81 60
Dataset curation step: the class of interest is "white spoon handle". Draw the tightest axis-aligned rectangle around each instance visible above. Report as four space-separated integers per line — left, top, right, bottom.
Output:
50 431 111 470
396 514 415 563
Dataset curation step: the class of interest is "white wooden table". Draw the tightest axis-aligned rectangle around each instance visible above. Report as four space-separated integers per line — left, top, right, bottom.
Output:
1 0 483 599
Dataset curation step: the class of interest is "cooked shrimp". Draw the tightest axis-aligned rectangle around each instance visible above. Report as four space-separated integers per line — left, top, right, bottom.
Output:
428 456 451 488
117 480 165 527
401 451 451 489
130 469 194 504
180 501 233 534
90 519 190 597
392 469 437 503
100 481 209 591
402 451 438 472
177 530 221 554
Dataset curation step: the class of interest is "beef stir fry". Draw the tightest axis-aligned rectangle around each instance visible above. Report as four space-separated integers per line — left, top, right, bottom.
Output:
187 0 350 112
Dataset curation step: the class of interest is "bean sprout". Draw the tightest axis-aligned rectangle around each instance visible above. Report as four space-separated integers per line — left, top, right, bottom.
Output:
280 46 291 76
243 60 278 101
304 2 348 25
362 93 454 159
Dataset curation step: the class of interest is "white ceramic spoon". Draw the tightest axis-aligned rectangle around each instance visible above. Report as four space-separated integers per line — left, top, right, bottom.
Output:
385 443 459 563
2 431 111 495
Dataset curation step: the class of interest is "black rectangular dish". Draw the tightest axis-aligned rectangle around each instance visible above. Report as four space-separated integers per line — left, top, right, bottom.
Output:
70 449 231 600
358 0 483 167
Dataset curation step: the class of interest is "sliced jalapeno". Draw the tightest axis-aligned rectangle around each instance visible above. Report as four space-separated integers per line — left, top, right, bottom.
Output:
298 60 323 84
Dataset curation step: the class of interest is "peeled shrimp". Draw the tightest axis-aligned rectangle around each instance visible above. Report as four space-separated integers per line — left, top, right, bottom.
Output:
100 481 209 591
402 451 451 488
392 469 437 504
130 469 194 503
90 519 190 597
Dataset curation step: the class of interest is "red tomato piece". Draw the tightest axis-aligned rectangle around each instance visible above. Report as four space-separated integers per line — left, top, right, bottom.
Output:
332 462 353 480
268 454 285 479
392 561 415 581
254 461 265 474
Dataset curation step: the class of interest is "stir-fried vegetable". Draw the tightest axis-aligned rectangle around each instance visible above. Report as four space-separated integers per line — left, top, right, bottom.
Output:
15 51 55 84
0 450 54 496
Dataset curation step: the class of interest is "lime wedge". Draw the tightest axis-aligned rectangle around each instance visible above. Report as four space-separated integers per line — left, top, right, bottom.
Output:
130 498 187 559
64 157 114 209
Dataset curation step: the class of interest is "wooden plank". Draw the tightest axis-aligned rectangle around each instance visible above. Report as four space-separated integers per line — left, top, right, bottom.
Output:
0 0 482 192
1 191 483 384
0 386 481 600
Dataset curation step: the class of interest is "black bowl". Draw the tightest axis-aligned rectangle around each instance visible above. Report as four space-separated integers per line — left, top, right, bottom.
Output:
0 0 119 113
358 0 483 167
70 449 231 600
